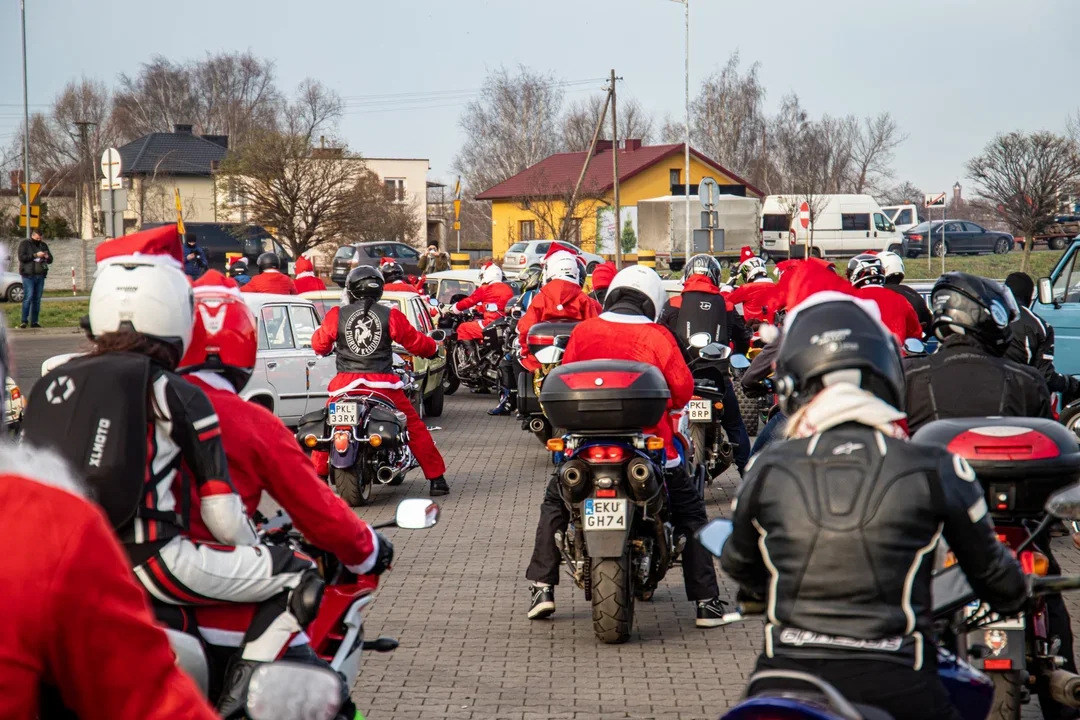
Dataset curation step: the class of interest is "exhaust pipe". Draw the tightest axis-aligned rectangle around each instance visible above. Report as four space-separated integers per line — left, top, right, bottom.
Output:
1050 670 1080 708
376 466 396 484
529 417 547 434
627 457 663 514
562 464 583 487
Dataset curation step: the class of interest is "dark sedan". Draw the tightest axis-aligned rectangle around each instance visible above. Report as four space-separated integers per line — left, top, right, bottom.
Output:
901 220 1014 258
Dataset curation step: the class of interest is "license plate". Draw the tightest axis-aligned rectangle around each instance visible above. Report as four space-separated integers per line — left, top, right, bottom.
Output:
328 401 358 426
584 498 627 530
964 601 1025 630
688 398 712 422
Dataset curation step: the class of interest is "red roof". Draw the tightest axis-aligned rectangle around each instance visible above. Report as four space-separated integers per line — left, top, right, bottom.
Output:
474 142 763 201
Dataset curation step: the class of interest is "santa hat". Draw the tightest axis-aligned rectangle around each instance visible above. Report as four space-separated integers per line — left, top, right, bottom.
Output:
191 269 243 299
738 246 755 265
590 261 617 290
379 257 396 267
295 254 314 274
95 225 183 274
543 241 578 261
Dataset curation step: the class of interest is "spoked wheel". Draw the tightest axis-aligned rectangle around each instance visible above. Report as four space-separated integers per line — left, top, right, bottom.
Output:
591 551 634 644
332 465 372 507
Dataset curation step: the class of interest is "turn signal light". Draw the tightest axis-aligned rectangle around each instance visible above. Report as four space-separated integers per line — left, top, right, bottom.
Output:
645 436 665 451
944 551 958 568
303 434 319 449
714 402 724 411
333 432 350 453
369 433 383 447
9 386 20 400
547 438 565 452
1020 550 1050 577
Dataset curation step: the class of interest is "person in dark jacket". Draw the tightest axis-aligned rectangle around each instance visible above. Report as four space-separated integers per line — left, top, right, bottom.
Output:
182 233 208 279
17 230 52 328
722 294 1027 720
1004 271 1080 402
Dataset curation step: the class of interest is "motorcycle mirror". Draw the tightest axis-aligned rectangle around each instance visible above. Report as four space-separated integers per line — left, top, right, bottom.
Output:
729 354 751 370
553 335 571 350
903 337 926 355
429 297 440 307
699 343 732 361
395 498 441 529
485 302 499 312
1045 483 1080 521
695 518 734 558
429 329 446 342
688 332 712 349
245 662 344 720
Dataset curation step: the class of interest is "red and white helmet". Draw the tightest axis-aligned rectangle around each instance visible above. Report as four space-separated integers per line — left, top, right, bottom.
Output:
543 250 579 285
481 264 504 285
179 270 258 391
877 250 905 282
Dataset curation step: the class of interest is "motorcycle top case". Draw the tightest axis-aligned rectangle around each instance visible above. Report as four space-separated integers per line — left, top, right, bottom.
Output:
525 320 580 358
913 417 1080 515
540 360 670 432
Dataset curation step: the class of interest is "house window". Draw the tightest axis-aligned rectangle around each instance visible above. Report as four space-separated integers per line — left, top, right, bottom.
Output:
519 220 536 242
564 218 581 244
384 178 406 202
670 169 681 187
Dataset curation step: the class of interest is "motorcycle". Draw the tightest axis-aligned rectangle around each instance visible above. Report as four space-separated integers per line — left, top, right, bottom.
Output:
537 346 730 644
684 332 735 482
517 320 580 444
170 498 440 719
438 302 507 394
296 340 442 507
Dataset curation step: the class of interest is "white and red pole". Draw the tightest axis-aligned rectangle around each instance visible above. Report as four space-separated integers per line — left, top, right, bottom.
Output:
71 267 76 296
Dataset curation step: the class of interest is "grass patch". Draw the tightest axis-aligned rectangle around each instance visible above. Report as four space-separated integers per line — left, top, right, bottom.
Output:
3 300 88 327
904 251 1061 281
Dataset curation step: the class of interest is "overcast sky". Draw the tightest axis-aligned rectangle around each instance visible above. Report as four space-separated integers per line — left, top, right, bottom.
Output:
2 0 1077 197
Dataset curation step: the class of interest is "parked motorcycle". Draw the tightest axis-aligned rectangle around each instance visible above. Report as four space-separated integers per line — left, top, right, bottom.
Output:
538 348 728 644
517 320 580 444
296 341 441 506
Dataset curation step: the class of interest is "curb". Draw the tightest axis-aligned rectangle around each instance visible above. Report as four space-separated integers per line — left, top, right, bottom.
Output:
10 326 82 337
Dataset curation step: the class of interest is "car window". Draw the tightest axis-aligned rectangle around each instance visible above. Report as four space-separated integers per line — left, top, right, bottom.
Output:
438 279 476 304
944 222 964 233
841 213 870 231
411 298 434 331
873 213 890 232
894 208 914 225
761 214 790 232
507 243 527 253
289 305 318 349
261 306 295 350
395 244 420 263
534 242 551 255
963 222 984 233
333 246 356 260
367 244 391 259
424 279 438 297
378 298 405 313
308 298 335 319
1053 251 1080 303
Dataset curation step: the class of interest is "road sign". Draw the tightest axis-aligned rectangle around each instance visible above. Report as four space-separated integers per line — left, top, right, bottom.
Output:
924 192 946 208
799 201 810 229
100 188 129 238
101 177 123 190
21 182 40 204
100 148 122 184
699 176 719 210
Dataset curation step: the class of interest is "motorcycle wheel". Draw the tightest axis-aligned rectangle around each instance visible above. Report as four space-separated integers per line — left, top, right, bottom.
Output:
443 372 460 396
733 381 759 437
688 422 707 470
424 384 445 417
332 465 372 507
989 672 1023 720
591 551 634 644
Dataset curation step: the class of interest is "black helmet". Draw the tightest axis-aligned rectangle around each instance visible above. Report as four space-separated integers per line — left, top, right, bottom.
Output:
257 252 281 271
775 298 904 413
519 265 543 292
346 266 384 303
684 254 722 287
380 260 405 284
846 253 885 288
228 258 248 277
931 272 1017 355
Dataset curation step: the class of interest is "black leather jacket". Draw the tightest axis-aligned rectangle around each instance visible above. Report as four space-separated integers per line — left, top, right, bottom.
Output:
904 335 1052 433
1005 307 1080 402
721 423 1026 666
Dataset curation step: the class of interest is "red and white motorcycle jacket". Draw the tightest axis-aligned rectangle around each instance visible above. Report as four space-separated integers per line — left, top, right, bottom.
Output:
454 282 514 322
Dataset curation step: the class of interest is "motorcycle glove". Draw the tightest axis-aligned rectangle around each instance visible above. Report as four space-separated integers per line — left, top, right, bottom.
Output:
371 531 395 575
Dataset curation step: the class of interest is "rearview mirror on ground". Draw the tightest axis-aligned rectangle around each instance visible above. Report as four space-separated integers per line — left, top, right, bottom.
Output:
395 498 440 529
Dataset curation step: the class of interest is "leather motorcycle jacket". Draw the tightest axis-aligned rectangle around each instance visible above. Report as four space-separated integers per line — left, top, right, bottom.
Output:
721 423 1027 668
1005 306 1080 401
903 335 1052 433
335 301 394 374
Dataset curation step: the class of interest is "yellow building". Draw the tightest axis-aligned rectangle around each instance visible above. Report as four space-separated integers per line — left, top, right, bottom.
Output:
476 140 763 258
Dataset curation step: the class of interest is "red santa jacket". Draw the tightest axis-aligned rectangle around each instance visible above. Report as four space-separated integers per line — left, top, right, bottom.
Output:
857 285 923 343
242 269 297 295
778 259 849 311
726 279 781 323
294 275 326 294
384 281 422 294
563 313 693 462
0 471 217 720
312 304 437 392
517 279 601 371
454 282 514 322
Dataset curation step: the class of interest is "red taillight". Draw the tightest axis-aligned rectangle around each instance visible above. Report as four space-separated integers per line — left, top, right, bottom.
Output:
559 371 642 390
984 658 1012 671
595 488 617 498
527 334 555 347
947 428 1060 461
9 387 20 400
583 445 628 463
1020 551 1035 574
333 431 350 453
909 234 922 241
518 256 526 264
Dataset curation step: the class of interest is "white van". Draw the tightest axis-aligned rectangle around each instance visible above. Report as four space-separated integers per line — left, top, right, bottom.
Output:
881 204 921 234
760 194 902 259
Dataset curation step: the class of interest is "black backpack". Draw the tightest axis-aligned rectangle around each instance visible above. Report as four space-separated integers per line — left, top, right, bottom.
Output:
23 352 164 530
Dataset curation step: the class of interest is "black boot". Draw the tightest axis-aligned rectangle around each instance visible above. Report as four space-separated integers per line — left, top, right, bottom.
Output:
488 391 513 416
430 476 450 496
216 657 261 718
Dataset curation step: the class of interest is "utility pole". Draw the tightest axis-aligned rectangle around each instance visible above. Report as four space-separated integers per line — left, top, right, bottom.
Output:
74 121 96 238
564 87 611 247
20 0 31 242
610 69 622 270
682 0 690 270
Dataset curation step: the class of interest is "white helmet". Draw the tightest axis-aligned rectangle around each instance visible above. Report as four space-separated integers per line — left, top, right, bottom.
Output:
481 264 504 285
89 262 195 359
738 256 767 283
604 265 667 322
877 250 905 282
542 250 579 285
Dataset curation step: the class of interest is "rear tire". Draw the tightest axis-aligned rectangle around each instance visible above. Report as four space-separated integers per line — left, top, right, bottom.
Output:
1050 236 1068 251
332 465 372 507
733 381 759 436
424 384 445 417
7 283 24 303
591 552 634 644
994 237 1010 255
443 373 459 396
932 239 947 258
989 672 1023 720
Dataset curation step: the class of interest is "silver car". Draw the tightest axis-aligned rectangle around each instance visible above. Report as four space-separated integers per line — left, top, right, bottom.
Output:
0 272 24 302
502 241 604 280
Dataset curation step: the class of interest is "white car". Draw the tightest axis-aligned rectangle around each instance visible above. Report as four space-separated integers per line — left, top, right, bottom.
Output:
0 272 24 302
760 194 902 259
502 241 604 279
422 270 482 304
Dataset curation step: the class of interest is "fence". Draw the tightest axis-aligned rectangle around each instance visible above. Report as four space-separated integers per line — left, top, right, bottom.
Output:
1 237 105 292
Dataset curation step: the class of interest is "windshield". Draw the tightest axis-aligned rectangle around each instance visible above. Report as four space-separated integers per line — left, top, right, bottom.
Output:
334 246 356 259
507 243 527 253
436 279 477 304
907 221 942 234
761 214 790 232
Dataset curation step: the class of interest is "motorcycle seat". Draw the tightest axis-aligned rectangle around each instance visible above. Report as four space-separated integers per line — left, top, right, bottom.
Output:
299 408 328 427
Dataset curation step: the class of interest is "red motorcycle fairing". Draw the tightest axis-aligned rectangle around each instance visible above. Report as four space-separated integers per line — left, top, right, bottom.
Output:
308 574 379 663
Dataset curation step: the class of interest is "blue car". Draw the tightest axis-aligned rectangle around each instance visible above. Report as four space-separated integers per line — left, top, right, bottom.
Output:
1034 236 1080 376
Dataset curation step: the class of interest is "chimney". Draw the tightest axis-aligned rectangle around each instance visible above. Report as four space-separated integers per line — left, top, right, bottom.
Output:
594 140 614 154
173 123 193 135
201 134 229 149
623 139 642 152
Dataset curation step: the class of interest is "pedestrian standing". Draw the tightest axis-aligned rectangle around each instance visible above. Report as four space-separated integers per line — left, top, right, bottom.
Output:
17 229 52 328
182 233 208 280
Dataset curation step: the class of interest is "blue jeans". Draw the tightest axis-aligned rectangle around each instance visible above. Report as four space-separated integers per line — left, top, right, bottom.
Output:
721 378 751 473
20 275 45 325
751 410 787 455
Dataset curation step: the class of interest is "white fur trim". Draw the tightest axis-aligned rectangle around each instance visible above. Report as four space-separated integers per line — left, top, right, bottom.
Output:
194 284 243 300
191 370 238 394
758 323 780 344
598 311 652 324
0 442 86 497
330 377 405 395
296 271 315 279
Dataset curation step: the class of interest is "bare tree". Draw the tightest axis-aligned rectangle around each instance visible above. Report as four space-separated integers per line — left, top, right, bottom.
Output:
1067 109 1080 144
347 168 422 244
561 94 654 151
112 56 196 141
189 51 281 148
882 181 924 206
849 113 906 195
967 131 1080 272
454 66 565 195
689 52 767 180
658 115 686 145
510 169 606 245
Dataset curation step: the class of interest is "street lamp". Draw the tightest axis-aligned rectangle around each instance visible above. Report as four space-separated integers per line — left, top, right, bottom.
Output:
20 0 31 242
670 0 689 268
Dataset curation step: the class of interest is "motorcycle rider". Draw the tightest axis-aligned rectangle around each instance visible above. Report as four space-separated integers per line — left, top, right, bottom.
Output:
22 227 320 716
177 270 391 695
380 258 421 293
1004 271 1080 402
721 293 1027 720
292 254 326 293
486 266 544 416
728 254 780 325
449 263 514 369
588 260 617 305
312 265 450 497
228 257 252 287
241 252 297 294
904 272 1051 432
659 254 752 475
878 250 931 337
525 265 730 627
846 253 923 343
